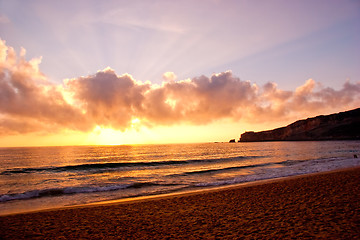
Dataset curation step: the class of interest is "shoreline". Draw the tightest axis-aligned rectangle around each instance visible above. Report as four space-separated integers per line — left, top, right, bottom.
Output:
58 165 360 209
1 166 359 238
1 166 360 217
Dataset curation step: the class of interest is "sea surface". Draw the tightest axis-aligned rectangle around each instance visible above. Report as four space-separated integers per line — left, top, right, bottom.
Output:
1 141 360 215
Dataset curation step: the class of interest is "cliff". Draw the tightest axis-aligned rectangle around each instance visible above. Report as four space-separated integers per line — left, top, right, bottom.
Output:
239 108 360 142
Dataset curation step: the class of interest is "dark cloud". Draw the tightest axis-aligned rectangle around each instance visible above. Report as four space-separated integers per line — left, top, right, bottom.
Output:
1 39 359 135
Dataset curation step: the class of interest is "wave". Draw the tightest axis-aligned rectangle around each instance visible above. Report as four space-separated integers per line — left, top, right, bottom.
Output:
174 157 343 176
0 182 179 203
0 155 263 175
177 162 276 176
1 157 356 204
193 157 359 188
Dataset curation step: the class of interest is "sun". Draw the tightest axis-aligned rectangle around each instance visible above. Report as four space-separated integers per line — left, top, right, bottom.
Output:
85 126 124 145
131 118 141 125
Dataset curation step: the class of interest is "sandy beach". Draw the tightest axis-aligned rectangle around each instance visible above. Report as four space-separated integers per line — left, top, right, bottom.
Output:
1 167 359 239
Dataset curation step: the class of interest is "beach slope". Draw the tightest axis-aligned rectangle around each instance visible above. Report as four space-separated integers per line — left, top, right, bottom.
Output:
1 167 359 239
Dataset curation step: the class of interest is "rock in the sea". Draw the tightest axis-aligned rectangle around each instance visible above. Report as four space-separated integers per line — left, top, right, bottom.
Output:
239 108 360 142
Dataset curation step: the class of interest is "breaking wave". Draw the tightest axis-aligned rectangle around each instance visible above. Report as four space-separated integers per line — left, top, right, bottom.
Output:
0 182 179 203
1 155 263 175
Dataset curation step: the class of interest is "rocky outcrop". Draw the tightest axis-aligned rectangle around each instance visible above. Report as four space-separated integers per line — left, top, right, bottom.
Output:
239 108 360 142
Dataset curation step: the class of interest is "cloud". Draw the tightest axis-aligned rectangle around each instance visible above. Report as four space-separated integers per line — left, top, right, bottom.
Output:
252 78 360 122
162 72 177 82
140 71 258 125
1 39 359 135
0 39 91 134
64 68 150 130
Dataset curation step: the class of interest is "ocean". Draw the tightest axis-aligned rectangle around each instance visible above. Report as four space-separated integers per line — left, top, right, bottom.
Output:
1 141 359 215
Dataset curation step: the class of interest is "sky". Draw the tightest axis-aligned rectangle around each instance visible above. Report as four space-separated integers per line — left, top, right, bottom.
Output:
0 0 360 147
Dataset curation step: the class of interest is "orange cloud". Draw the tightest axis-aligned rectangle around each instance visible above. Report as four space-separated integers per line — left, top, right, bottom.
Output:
254 78 360 123
65 68 150 130
0 39 359 135
0 39 90 134
140 71 258 125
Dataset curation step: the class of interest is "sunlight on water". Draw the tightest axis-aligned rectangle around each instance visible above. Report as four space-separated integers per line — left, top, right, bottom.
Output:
0 141 359 215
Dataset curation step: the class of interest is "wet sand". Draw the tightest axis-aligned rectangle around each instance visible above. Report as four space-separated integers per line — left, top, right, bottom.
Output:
1 167 359 239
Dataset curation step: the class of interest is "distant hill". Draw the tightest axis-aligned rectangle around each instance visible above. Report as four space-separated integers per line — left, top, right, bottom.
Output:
239 108 360 142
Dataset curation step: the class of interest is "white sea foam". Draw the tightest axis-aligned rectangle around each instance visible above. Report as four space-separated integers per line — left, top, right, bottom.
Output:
195 157 360 188
0 142 359 215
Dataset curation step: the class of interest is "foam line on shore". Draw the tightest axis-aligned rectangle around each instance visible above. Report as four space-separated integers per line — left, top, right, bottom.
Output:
3 166 359 217
1 166 359 239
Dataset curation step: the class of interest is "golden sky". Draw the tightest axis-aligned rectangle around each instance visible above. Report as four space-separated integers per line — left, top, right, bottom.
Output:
0 1 360 147
1 39 359 147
